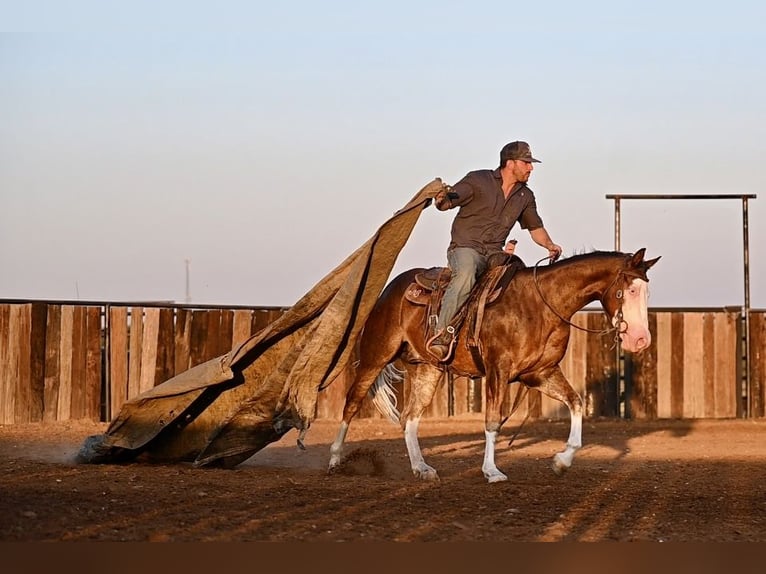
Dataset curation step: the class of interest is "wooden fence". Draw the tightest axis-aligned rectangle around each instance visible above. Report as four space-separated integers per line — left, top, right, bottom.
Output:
1 301 764 425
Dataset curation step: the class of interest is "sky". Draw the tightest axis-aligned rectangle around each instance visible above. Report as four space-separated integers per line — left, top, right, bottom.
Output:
1 1 764 310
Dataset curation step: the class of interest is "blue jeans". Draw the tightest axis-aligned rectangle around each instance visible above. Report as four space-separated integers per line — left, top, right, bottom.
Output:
436 247 488 332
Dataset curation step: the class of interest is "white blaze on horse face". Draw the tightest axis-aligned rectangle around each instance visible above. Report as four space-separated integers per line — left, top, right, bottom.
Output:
615 278 651 353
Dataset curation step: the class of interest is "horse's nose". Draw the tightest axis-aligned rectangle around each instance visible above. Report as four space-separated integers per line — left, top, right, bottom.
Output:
633 336 649 352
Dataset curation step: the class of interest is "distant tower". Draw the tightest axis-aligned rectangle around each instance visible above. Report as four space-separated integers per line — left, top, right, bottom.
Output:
185 259 191 303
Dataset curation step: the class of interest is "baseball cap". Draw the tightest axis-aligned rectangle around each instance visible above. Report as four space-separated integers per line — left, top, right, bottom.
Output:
500 141 541 164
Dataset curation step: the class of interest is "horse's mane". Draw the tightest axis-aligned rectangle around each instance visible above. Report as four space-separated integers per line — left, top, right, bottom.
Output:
560 248 624 261
531 249 627 267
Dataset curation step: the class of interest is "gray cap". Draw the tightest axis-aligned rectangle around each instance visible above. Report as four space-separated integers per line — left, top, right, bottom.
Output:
500 141 541 164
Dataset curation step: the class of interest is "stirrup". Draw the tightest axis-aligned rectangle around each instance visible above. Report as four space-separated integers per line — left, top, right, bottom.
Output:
426 326 456 362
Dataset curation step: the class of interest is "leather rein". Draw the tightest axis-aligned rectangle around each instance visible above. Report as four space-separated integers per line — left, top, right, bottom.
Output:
531 256 628 348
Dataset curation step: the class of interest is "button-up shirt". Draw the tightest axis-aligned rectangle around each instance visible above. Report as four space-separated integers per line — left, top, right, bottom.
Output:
447 168 544 256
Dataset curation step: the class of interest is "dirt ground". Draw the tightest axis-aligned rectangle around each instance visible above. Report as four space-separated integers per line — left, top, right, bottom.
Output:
1 415 765 542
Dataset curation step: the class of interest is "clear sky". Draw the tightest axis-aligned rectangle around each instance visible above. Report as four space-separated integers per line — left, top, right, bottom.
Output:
1 1 764 309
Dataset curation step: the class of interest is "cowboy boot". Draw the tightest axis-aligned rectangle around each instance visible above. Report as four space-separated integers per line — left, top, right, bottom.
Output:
427 326 456 362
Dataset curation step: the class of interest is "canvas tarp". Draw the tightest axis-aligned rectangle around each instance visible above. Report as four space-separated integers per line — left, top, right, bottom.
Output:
76 179 445 468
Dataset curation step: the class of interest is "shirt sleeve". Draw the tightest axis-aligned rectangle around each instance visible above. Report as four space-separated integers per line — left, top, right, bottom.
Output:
447 173 476 207
518 196 544 230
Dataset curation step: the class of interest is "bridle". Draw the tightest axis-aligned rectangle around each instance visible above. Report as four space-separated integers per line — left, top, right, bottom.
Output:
531 256 630 348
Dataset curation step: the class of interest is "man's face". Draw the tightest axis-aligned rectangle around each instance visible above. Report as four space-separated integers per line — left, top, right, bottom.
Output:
510 159 534 182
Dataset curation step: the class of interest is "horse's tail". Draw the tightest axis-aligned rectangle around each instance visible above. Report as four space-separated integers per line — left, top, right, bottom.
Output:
368 363 403 424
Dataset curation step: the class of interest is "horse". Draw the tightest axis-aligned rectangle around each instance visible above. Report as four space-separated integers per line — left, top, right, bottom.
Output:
328 248 660 483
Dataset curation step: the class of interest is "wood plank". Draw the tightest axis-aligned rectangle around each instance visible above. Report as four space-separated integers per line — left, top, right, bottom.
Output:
219 310 234 357
669 313 685 418
548 313 588 420
127 307 144 401
174 308 191 375
189 310 209 368
527 388 542 419
43 305 62 423
252 309 272 335
28 303 48 422
268 309 285 325
702 313 716 417
655 313 672 418
232 310 253 349
109 307 129 420
504 383 528 422
205 309 222 361
139 308 160 393
0 305 11 424
69 306 87 420
4 306 22 423
570 313 589 401
585 313 617 417
85 306 102 421
451 375 478 417
629 312 658 419
57 305 75 421
424 370 449 418
155 308 175 386
13 305 33 423
714 312 738 418
682 313 704 418
750 312 765 417
467 377 483 415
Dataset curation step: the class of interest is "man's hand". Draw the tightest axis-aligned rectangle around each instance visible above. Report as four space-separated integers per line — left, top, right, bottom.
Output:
547 244 563 262
504 239 518 255
433 185 454 211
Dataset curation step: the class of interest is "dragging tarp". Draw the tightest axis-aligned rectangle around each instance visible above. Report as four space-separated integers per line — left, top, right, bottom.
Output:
76 179 446 468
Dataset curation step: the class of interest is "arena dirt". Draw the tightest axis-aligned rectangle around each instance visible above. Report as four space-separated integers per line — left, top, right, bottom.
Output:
1 416 765 542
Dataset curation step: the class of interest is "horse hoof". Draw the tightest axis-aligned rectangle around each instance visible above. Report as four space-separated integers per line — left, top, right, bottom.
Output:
486 473 508 484
552 455 569 476
413 467 440 481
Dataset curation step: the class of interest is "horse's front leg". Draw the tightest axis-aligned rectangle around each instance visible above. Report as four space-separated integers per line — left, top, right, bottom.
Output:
482 370 511 483
400 364 445 481
527 366 583 475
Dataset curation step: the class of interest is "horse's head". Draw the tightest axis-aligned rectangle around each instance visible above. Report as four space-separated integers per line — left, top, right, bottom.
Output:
602 248 661 353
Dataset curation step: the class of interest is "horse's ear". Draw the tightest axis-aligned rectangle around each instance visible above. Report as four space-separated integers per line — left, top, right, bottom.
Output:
630 248 647 265
643 255 661 271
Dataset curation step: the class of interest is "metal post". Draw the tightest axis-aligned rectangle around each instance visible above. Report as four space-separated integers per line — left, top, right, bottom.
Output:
606 193 757 417
185 259 191 304
742 197 751 418
104 303 111 422
613 198 625 415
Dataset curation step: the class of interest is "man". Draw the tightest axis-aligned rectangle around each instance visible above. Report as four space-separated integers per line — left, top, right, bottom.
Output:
427 141 563 362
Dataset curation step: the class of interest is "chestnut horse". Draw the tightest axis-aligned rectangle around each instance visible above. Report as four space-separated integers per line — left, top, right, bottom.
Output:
328 248 660 483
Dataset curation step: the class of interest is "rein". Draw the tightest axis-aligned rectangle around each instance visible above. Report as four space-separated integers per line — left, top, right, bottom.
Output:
531 256 627 348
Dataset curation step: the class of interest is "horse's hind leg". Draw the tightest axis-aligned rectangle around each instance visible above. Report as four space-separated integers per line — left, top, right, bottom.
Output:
328 360 398 472
527 367 583 475
400 363 446 481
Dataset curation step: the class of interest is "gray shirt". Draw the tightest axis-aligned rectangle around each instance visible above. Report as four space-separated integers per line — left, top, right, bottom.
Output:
447 168 544 256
